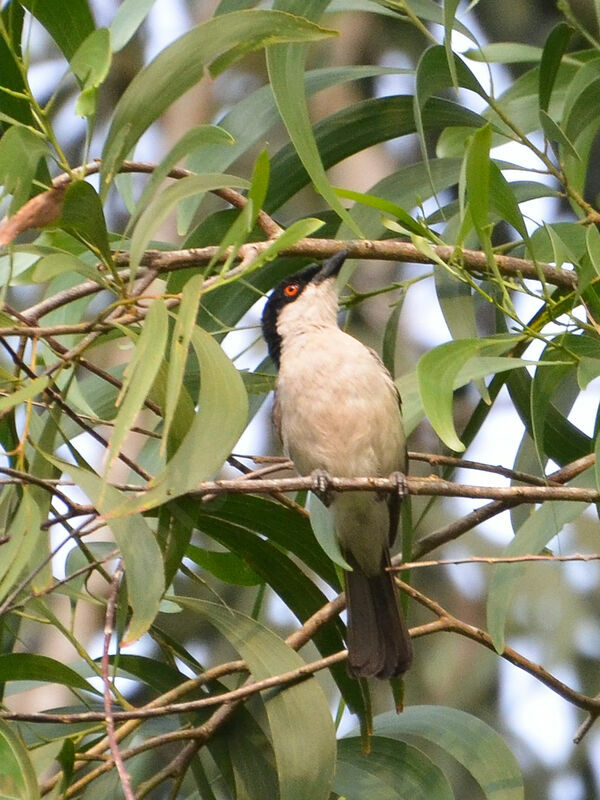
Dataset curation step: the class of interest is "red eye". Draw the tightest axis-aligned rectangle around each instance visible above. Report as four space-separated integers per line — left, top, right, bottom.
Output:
284 283 299 297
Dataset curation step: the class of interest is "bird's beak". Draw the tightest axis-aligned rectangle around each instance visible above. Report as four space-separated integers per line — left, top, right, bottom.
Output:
316 249 348 281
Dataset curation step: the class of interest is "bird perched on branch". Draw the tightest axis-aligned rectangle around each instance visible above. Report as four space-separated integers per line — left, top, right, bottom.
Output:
261 250 412 678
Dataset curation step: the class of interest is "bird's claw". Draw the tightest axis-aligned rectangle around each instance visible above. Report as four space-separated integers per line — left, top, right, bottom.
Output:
311 469 333 506
389 471 408 499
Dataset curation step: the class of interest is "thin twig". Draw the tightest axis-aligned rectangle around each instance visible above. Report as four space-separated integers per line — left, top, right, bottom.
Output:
395 553 600 569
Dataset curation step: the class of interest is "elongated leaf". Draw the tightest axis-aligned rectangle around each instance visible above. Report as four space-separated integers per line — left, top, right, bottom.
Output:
371 707 524 800
113 326 248 514
175 598 336 800
0 127 50 214
0 490 41 600
417 337 516 451
186 545 261 586
530 343 577 468
129 173 249 274
106 299 168 472
43 457 165 643
0 719 40 800
179 64 412 231
0 653 98 694
266 96 485 213
267 7 361 234
59 181 113 265
336 737 453 800
20 0 94 60
70 28 112 116
464 43 543 63
539 22 573 112
101 10 335 186
487 469 595 652
466 124 492 235
133 125 234 226
443 0 461 88
335 187 431 238
110 0 156 52
0 375 48 413
163 274 204 451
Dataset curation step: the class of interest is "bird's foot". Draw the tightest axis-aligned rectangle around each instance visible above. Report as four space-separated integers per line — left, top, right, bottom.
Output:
311 468 334 507
389 471 408 499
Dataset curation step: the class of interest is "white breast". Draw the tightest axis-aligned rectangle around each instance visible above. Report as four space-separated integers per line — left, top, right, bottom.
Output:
276 327 406 478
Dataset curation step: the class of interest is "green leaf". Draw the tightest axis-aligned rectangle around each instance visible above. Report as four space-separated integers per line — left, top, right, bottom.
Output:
563 59 600 146
186 545 261 586
530 343 577 468
0 127 49 214
44 457 165 643
59 181 113 265
334 187 432 238
109 0 156 52
114 327 248 514
266 96 485 214
417 337 516 451
464 42 543 63
0 375 48 413
307 491 351 570
101 10 335 186
465 124 492 234
0 719 40 800
443 0 461 88
129 173 249 274
0 653 98 694
0 489 41 601
20 0 95 60
179 64 413 231
539 110 580 159
175 598 336 800
371 707 524 799
267 31 363 235
335 736 453 800
31 252 107 285
487 469 595 653
539 22 573 112
133 125 234 226
239 217 325 274
70 27 111 116
163 274 204 452
106 299 168 473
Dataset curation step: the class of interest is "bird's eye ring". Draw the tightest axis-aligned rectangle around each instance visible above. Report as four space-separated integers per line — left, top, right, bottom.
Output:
284 283 299 297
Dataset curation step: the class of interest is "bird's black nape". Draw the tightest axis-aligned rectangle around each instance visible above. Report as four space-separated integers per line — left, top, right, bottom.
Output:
261 251 349 367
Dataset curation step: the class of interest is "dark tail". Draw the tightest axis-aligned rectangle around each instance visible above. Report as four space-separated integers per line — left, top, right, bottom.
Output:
344 552 412 679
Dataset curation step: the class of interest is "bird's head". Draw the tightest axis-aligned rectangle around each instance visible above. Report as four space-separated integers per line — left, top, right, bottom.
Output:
261 250 348 367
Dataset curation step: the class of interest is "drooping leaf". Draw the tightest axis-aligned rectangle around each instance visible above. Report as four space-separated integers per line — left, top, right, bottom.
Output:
370 707 524 800
539 22 573 112
0 653 99 694
109 0 157 52
101 10 335 186
105 298 168 473
175 598 337 800
0 127 50 214
59 180 113 265
129 173 249 274
487 469 595 652
0 719 41 800
42 456 165 644
335 736 453 800
70 28 112 116
20 0 95 60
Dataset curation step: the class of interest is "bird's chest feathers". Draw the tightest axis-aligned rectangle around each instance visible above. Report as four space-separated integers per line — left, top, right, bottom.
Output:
275 329 404 477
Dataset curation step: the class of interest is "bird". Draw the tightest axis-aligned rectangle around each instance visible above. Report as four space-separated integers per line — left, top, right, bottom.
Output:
261 250 412 678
